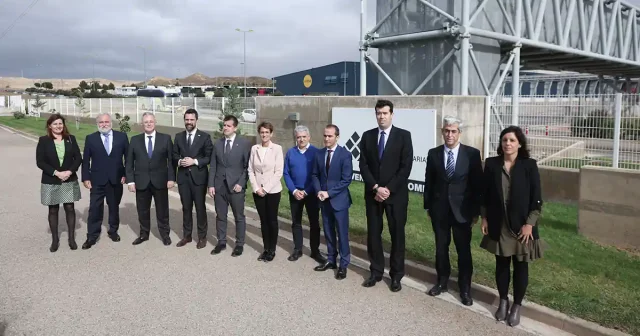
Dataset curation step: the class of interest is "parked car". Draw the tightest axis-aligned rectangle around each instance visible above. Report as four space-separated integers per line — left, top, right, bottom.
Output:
241 108 256 122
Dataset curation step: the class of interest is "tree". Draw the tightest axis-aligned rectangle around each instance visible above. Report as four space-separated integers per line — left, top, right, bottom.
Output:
30 95 46 120
79 80 89 91
214 84 244 138
114 113 131 133
42 82 53 90
108 82 115 90
34 83 41 88
74 95 89 130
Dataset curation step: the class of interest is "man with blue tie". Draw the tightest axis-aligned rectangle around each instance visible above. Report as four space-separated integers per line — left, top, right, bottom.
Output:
81 113 129 249
311 124 353 280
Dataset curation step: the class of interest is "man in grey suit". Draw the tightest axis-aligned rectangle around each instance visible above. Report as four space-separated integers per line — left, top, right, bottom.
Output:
208 115 251 257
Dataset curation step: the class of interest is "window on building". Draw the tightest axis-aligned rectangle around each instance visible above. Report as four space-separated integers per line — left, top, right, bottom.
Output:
340 72 349 83
324 76 338 84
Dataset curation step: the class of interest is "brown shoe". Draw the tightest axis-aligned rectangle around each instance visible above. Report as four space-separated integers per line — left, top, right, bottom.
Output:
196 239 207 249
176 237 192 247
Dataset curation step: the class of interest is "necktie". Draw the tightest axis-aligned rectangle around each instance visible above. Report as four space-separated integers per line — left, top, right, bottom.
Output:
187 133 192 148
446 150 454 178
378 130 385 160
224 139 231 154
147 135 153 158
103 133 110 155
326 149 333 175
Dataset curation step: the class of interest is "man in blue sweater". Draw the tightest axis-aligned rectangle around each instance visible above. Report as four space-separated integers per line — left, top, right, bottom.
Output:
283 125 327 264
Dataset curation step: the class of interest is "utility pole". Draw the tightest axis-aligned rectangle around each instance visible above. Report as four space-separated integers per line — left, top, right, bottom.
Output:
138 46 147 87
235 28 253 97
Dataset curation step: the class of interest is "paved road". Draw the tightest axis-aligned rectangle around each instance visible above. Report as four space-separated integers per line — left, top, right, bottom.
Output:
0 127 558 336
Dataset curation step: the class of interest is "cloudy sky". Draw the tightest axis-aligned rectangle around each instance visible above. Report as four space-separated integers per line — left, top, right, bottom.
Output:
0 0 377 81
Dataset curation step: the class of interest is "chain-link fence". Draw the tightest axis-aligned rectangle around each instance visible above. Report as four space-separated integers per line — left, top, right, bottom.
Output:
490 94 640 169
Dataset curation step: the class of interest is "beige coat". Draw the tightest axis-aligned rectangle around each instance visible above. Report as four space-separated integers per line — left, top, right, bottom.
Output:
248 142 284 194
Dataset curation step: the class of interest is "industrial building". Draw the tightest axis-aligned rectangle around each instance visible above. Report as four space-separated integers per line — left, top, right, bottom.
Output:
273 61 378 96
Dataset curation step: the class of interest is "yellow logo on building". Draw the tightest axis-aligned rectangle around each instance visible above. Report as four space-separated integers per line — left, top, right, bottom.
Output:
303 74 312 88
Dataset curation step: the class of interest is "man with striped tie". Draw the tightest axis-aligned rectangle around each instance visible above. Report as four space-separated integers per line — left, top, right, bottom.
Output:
423 115 483 306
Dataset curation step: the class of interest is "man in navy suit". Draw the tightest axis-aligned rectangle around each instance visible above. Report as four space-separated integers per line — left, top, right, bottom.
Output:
311 124 353 280
81 113 129 249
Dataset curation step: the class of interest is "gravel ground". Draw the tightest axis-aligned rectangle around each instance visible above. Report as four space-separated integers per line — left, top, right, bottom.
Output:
0 127 536 336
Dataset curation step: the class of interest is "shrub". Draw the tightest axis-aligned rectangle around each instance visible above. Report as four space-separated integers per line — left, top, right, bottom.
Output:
12 111 25 119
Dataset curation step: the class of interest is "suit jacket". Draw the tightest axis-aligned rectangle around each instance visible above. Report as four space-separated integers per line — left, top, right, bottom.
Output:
173 129 213 186
311 145 353 212
36 135 82 185
207 135 251 193
125 132 175 189
248 142 284 194
423 143 483 224
81 130 129 186
358 125 413 204
482 156 543 241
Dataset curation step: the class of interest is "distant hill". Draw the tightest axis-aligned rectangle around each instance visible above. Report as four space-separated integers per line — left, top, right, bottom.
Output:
0 72 274 91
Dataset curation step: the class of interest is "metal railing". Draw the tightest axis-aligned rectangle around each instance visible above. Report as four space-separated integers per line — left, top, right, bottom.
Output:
23 96 257 136
489 93 640 170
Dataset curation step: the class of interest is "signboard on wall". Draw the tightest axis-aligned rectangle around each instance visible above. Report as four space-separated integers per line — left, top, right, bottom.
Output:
331 107 438 193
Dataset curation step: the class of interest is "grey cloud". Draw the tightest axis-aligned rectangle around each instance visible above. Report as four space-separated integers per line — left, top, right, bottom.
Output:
0 0 376 81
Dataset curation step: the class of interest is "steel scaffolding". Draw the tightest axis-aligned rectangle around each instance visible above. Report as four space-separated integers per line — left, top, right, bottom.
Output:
359 0 640 124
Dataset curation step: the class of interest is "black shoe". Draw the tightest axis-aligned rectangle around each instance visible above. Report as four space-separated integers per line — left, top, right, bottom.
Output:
336 267 347 280
162 237 171 246
211 244 226 255
427 284 448 296
231 246 243 257
460 292 473 306
258 250 268 261
390 279 402 292
314 261 337 271
287 249 303 261
82 239 96 250
50 239 59 253
132 236 148 245
310 251 327 264
108 233 120 242
507 304 522 327
495 299 510 321
362 275 382 287
264 250 275 261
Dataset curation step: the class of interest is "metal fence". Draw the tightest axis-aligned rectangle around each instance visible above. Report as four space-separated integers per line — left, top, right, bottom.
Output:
25 96 257 135
489 94 640 170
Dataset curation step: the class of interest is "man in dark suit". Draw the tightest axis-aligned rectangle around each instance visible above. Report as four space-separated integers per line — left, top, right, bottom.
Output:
125 112 176 246
359 99 413 292
173 109 213 249
207 115 251 257
424 115 483 306
81 113 129 249
311 124 353 280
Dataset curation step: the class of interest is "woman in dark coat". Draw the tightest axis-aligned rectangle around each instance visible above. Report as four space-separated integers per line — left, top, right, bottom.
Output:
36 114 82 252
480 125 546 327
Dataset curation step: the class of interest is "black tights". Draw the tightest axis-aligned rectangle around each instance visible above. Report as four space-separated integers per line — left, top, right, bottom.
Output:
48 203 76 242
495 255 529 305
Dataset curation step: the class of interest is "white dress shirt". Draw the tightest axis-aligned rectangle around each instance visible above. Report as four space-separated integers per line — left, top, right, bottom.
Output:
443 142 460 169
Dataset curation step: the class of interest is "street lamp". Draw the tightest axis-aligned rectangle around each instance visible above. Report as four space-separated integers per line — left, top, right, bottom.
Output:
137 46 147 87
235 28 253 98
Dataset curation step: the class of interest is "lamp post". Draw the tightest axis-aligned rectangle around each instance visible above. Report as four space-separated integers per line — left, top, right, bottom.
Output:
235 28 253 98
137 46 147 87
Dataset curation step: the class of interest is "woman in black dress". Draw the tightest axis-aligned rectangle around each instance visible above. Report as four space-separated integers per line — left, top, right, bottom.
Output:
480 126 546 327
36 114 82 252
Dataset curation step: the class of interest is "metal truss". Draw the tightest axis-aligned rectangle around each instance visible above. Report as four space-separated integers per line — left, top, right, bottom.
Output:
359 0 640 124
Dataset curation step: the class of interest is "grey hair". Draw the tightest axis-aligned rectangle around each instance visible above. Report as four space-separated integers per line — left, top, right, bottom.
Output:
294 125 310 136
442 115 463 130
95 113 112 123
141 112 156 120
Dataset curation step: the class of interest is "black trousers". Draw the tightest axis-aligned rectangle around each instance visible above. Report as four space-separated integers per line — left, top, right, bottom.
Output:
135 184 170 239
87 182 123 240
178 179 208 239
253 192 281 251
432 207 473 293
495 255 529 305
289 193 321 254
365 197 408 280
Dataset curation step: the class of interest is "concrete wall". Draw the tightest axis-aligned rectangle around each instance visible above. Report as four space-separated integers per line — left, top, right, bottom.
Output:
539 166 579 203
255 95 487 155
578 166 640 250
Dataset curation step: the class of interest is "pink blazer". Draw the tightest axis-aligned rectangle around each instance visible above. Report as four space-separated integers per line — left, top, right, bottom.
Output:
248 142 284 194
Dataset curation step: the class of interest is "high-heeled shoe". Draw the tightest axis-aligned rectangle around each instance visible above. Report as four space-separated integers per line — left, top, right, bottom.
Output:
50 238 59 252
495 299 509 321
507 303 522 327
69 239 77 250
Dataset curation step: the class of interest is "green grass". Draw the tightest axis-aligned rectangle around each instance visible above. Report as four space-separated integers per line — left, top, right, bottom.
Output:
3 115 640 334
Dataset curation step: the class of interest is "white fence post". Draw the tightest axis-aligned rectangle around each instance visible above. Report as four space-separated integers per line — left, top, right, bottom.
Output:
99 99 102 114
613 93 622 168
136 97 139 122
194 97 197 110
171 97 175 127
110 98 113 115
483 95 491 159
122 98 125 116
90 99 92 117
